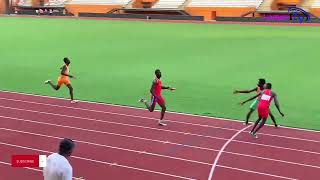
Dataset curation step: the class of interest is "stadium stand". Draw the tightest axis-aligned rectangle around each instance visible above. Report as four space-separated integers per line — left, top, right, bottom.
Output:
65 0 132 15
274 0 300 10
310 0 320 16
16 0 65 6
185 0 263 20
67 0 131 5
11 0 70 15
17 0 32 6
256 0 274 11
300 0 315 10
45 0 69 6
0 0 7 13
188 0 263 7
2 0 319 20
152 0 187 9
313 0 320 7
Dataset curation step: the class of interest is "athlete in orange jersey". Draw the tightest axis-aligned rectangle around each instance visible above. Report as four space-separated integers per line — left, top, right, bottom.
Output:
45 57 77 103
139 69 176 126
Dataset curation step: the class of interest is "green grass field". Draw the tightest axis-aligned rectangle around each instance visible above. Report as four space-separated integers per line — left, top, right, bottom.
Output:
0 17 319 130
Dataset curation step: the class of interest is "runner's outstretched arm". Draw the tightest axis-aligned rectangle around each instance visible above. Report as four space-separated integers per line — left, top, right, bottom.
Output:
234 87 257 94
161 86 175 90
241 93 260 105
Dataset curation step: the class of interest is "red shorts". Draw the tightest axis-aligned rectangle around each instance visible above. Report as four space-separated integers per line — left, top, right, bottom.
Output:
258 106 269 119
151 95 165 107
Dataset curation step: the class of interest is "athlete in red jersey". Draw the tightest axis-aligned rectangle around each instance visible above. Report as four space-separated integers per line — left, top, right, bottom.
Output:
139 69 176 126
234 78 277 127
241 83 284 138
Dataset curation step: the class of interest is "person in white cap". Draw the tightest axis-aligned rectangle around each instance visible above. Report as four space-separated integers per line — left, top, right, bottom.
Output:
43 138 75 180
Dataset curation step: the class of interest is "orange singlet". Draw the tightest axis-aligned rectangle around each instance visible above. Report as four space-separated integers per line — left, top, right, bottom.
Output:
57 65 71 86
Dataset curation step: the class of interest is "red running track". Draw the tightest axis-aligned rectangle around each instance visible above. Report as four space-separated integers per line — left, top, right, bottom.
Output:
0 91 319 180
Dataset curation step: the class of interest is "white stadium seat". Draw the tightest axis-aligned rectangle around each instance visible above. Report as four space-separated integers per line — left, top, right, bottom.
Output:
66 0 132 5
188 0 263 7
152 0 186 9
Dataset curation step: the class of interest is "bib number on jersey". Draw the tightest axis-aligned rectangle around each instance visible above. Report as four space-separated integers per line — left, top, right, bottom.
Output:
261 94 271 101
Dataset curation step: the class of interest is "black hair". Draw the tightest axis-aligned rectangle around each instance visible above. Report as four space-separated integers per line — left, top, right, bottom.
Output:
59 138 75 156
155 69 160 74
63 57 70 65
266 83 272 89
259 78 266 85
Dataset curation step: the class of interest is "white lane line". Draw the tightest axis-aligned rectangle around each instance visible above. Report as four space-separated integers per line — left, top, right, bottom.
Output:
207 126 251 180
0 114 217 150
0 142 196 180
250 132 320 143
231 140 320 155
1 90 319 133
0 161 85 180
224 150 320 169
0 97 319 143
216 165 298 180
0 106 229 141
1 105 320 156
4 126 320 170
0 97 239 132
0 127 211 166
1 104 320 152
0 141 298 180
1 115 320 158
